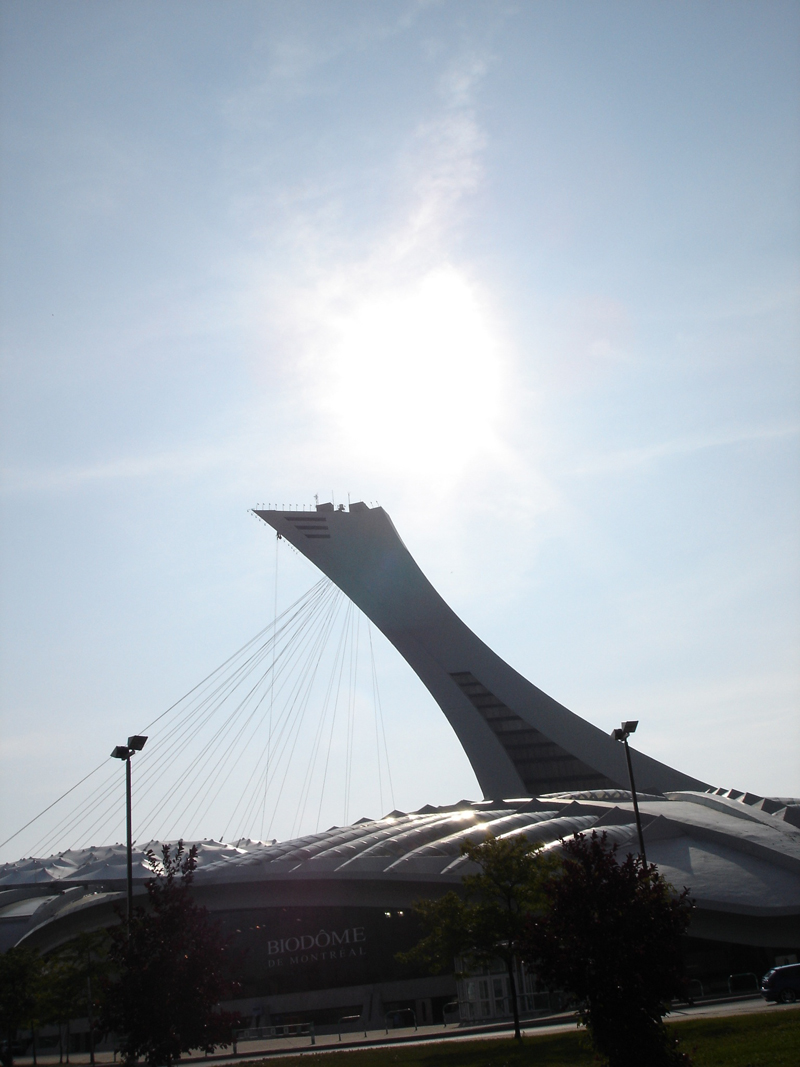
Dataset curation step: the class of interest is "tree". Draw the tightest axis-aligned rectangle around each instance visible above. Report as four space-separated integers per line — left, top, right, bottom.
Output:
522 830 693 1067
39 954 80 1065
0 946 42 1067
400 833 556 1041
102 841 239 1066
40 931 110 1064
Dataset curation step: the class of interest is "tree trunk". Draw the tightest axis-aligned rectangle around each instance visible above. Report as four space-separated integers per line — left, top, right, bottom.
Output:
87 975 95 1066
506 957 521 1041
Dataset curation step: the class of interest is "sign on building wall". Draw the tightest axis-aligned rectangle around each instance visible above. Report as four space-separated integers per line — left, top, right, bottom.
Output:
219 906 425 997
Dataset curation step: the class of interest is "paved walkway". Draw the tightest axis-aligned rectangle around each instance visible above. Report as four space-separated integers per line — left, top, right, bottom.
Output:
225 997 795 1061
13 995 798 1065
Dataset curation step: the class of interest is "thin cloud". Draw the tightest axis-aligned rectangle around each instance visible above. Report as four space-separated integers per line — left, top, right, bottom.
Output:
0 446 232 494
570 424 800 477
260 50 505 494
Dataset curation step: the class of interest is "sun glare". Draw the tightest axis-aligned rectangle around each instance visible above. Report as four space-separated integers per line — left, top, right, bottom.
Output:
320 266 507 481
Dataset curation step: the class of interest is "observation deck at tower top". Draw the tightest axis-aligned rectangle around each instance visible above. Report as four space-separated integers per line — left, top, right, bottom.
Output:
253 501 708 801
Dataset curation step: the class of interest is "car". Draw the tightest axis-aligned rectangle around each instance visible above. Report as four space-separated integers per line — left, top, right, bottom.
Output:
760 963 800 1004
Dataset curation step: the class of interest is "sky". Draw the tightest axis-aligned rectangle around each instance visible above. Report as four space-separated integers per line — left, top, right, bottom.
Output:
1 0 798 862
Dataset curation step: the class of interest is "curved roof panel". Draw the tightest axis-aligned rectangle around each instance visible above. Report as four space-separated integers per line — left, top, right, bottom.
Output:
2 791 798 936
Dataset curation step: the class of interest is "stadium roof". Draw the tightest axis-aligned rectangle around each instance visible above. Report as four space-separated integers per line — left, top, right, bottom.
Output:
3 788 798 952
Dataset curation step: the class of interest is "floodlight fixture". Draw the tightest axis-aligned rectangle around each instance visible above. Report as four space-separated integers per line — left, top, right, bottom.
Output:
610 721 638 743
111 733 148 926
611 719 647 865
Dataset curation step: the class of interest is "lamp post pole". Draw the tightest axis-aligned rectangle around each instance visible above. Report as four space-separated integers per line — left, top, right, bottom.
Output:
111 735 148 928
611 721 647 866
622 733 647 865
125 754 133 922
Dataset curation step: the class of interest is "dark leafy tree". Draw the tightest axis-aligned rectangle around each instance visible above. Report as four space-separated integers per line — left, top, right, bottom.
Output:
399 833 557 1041
41 931 110 1064
522 830 693 1067
102 841 239 1066
39 955 79 1065
0 946 41 1067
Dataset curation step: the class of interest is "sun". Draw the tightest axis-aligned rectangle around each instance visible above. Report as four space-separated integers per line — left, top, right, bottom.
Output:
320 265 507 483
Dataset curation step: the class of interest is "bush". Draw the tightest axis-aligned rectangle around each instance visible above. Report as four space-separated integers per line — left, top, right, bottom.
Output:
522 830 693 1067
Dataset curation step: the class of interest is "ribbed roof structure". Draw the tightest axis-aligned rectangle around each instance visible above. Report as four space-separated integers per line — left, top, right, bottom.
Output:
3 789 798 953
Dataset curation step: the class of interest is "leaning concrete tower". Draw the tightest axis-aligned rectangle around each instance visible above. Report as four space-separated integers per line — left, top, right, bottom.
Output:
254 502 707 799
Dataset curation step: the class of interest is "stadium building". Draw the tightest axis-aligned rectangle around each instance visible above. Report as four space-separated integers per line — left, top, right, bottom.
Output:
1 503 798 1028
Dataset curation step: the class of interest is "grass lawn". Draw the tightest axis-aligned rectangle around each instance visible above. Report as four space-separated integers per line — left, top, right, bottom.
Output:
670 1008 800 1067
250 1007 800 1067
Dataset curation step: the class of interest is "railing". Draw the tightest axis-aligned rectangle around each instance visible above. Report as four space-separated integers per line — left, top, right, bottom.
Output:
442 1001 460 1027
455 987 573 1022
232 1023 315 1050
385 1008 417 1033
337 1015 366 1041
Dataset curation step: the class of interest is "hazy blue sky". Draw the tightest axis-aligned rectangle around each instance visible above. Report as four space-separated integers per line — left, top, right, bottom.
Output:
1 1 798 861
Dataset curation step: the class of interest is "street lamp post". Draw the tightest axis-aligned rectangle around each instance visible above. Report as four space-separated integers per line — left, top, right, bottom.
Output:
610 720 647 866
111 735 148 925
